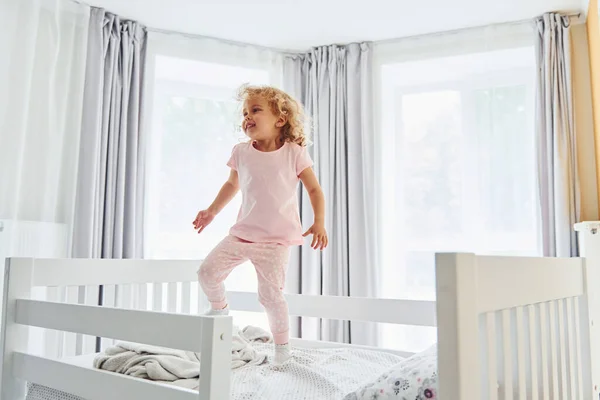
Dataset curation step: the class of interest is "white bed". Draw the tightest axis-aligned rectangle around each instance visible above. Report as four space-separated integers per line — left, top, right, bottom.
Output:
1 221 600 400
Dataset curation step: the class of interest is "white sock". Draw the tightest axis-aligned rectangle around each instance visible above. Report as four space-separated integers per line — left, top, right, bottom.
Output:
204 305 229 316
273 343 291 365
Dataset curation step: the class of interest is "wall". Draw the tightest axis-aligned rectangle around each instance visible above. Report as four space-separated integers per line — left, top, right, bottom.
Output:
573 23 600 221
587 0 600 218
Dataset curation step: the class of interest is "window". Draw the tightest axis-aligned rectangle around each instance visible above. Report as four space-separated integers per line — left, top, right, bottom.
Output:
378 46 540 352
145 55 272 329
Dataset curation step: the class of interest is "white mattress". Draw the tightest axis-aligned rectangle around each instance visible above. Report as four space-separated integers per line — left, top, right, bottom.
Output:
26 344 404 400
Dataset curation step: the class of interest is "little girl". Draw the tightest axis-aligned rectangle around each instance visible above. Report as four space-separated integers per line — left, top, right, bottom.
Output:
192 84 327 365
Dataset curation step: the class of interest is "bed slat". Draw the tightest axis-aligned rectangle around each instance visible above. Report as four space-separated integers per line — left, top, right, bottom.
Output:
558 300 568 399
63 286 78 357
528 305 539 400
502 309 513 400
516 307 526 400
575 299 584 400
549 301 559 398
182 282 191 314
540 302 550 400
43 286 61 358
566 298 577 400
486 312 498 400
82 285 99 354
101 285 117 351
168 282 177 313
138 283 148 311
153 283 163 312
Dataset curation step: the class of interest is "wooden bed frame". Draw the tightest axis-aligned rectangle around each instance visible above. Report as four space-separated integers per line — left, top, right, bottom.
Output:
1 221 599 400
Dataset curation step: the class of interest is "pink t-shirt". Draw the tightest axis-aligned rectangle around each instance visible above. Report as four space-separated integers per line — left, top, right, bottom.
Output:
227 141 313 246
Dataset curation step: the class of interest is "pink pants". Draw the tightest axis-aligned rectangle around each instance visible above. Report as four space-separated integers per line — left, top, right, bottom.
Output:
198 235 291 344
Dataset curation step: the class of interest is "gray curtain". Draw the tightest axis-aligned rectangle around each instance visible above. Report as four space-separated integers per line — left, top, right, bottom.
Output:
72 8 147 260
535 13 580 257
283 43 379 346
71 8 147 350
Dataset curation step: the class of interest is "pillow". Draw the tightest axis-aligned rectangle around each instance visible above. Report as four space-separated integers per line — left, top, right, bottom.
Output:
344 344 438 400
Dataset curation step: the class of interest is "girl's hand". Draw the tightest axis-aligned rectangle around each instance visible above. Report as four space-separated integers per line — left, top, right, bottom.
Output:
303 223 328 250
193 209 215 234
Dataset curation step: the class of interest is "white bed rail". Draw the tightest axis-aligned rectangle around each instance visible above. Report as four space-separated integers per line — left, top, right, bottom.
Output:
227 291 436 326
29 259 204 356
0 256 438 399
21 257 437 358
31 259 200 287
15 300 209 352
25 258 436 326
228 291 435 358
0 258 233 400
436 221 600 400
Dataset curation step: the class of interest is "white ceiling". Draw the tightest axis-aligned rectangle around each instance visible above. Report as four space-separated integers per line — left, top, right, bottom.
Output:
83 0 584 51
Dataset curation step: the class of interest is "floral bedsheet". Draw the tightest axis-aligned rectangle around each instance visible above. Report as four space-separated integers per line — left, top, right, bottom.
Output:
343 344 437 400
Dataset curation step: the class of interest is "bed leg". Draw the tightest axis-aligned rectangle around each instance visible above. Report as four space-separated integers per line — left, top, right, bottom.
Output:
198 315 232 400
0 258 34 400
435 252 480 400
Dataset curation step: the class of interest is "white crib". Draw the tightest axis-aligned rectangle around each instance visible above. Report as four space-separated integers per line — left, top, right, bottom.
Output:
0 221 599 400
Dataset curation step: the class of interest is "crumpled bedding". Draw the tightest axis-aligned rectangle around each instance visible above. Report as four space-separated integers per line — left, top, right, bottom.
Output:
93 324 272 389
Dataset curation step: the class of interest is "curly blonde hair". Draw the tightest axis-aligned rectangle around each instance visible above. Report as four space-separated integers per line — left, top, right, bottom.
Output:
236 84 310 147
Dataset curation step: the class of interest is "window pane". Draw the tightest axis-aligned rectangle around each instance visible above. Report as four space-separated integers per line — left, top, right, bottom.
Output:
401 91 464 241
379 46 539 352
474 85 537 243
158 95 243 258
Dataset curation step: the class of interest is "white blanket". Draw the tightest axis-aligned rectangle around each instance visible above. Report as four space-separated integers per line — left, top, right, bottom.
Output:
93 324 271 389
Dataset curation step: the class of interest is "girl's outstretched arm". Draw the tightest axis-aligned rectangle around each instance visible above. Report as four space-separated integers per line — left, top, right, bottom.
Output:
193 169 239 234
207 169 240 215
299 168 328 250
